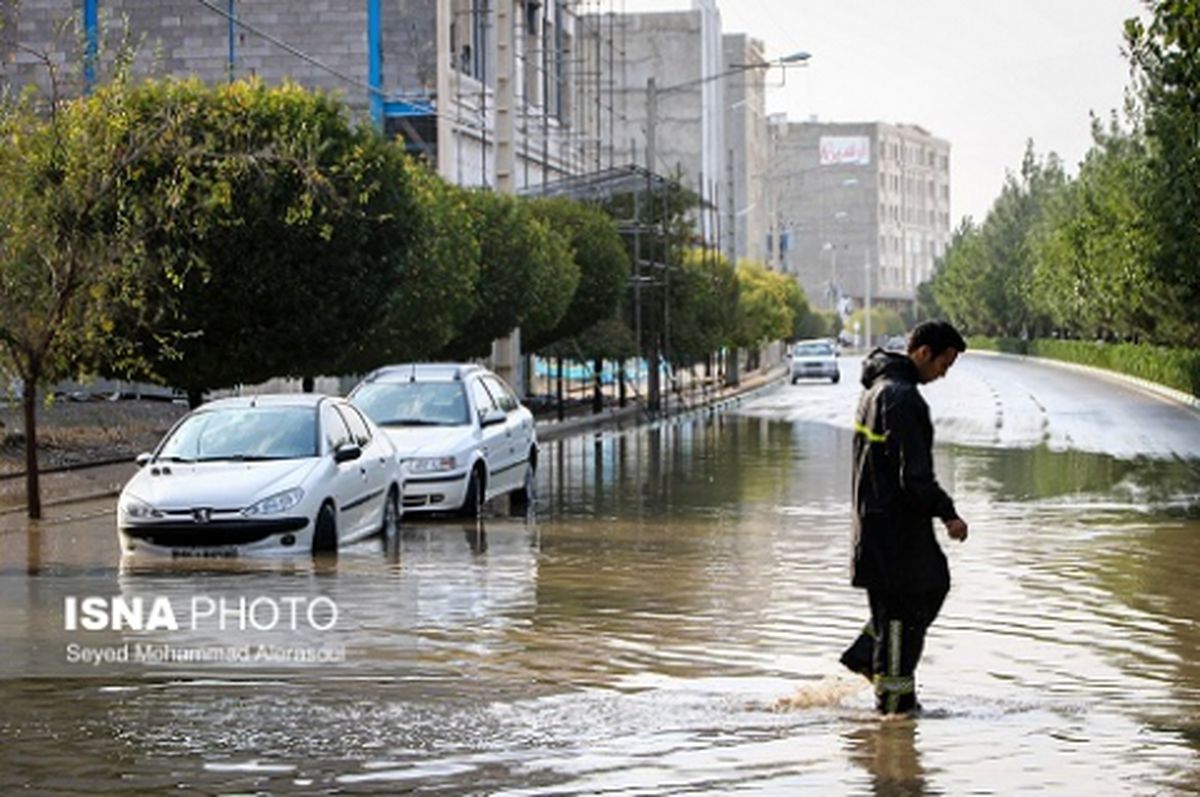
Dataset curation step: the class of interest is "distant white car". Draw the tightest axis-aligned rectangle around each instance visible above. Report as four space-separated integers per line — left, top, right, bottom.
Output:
117 394 401 557
349 363 537 516
791 339 841 384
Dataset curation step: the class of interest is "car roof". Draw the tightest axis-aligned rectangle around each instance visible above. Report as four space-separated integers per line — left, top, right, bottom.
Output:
360 363 486 384
198 393 336 410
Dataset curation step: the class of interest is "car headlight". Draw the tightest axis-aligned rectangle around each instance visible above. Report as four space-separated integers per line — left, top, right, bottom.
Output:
404 456 457 474
242 487 305 517
119 494 162 521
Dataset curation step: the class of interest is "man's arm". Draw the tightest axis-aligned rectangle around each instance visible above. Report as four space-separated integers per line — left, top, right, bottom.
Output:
885 388 958 521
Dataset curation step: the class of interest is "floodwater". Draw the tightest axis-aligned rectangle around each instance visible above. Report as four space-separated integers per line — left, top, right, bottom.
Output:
2 375 1199 794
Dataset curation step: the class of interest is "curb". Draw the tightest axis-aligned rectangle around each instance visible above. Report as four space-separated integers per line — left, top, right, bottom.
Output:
969 349 1200 414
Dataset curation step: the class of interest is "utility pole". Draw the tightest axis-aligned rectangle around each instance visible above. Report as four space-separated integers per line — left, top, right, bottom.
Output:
491 0 522 392
436 0 453 180
864 256 873 350
645 77 661 412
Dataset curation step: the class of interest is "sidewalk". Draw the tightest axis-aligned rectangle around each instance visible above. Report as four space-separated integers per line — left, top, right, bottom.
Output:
0 364 789 516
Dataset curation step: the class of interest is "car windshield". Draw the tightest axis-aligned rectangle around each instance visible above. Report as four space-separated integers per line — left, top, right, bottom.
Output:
794 343 834 357
157 406 318 462
351 381 470 427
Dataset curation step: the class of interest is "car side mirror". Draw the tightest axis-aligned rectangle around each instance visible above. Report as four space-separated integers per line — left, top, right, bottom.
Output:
480 408 506 428
135 452 153 468
333 442 362 463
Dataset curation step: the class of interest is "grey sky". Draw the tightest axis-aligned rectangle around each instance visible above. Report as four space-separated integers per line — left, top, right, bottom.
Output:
618 0 1141 225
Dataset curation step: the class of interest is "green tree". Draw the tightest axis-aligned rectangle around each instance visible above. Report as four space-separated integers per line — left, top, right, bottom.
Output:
344 158 479 370
440 190 577 359
0 72 181 517
732 262 796 349
1031 118 1167 342
1125 1 1200 345
524 197 629 352
108 78 425 404
668 248 738 366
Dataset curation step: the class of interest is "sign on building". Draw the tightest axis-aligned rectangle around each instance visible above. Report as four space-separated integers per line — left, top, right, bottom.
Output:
819 136 871 166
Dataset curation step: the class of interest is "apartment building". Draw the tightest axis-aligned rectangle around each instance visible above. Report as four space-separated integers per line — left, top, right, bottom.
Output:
0 0 591 190
768 119 951 313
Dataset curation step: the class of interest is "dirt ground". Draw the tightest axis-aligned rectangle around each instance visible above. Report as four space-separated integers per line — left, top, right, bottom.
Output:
0 398 187 475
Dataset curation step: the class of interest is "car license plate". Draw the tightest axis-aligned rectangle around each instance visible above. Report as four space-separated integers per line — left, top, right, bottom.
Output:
171 547 240 559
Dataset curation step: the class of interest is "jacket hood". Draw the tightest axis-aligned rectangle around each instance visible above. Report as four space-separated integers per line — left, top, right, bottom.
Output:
860 348 918 389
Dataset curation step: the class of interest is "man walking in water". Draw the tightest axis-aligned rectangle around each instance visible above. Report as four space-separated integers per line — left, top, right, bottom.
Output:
840 320 969 715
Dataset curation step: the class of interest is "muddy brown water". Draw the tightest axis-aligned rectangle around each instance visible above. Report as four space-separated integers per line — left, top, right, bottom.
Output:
1 398 1198 794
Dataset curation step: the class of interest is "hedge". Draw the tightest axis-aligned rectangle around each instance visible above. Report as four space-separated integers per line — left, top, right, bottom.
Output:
968 337 1200 398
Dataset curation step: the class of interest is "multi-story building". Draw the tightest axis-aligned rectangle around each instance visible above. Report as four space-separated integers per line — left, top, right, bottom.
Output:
722 32 769 265
0 0 591 190
768 119 951 316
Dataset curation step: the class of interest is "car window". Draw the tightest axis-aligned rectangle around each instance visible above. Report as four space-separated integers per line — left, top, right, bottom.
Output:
794 343 834 357
470 379 498 419
351 381 469 427
158 406 318 461
322 404 353 452
482 375 519 412
337 404 372 447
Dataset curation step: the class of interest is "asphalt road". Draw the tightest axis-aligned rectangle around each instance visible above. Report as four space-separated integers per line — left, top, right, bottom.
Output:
744 351 1200 461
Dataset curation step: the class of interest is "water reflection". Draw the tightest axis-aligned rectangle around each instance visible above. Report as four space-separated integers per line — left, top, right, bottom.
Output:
1 411 1199 794
844 719 929 797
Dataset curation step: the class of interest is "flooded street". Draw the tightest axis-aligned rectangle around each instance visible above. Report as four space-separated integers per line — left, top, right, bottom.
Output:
2 354 1199 794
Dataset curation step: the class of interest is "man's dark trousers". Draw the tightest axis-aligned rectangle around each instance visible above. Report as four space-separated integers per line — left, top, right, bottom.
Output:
841 587 948 714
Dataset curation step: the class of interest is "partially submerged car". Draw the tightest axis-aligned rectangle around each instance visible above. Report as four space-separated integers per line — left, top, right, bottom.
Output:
791 339 841 384
117 394 401 557
349 363 537 516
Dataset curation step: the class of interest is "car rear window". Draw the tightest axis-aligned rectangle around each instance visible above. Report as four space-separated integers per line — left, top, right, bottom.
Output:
794 343 833 356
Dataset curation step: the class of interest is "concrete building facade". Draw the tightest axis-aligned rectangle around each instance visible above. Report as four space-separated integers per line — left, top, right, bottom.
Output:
0 0 594 191
768 119 950 314
721 32 768 265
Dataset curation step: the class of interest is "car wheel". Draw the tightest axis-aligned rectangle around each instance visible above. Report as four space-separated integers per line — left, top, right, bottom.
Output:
312 501 338 555
458 465 485 518
511 453 536 509
831 373 840 384
380 486 400 540
791 376 798 384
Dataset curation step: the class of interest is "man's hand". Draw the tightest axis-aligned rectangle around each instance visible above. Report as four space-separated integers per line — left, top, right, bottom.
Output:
944 517 969 542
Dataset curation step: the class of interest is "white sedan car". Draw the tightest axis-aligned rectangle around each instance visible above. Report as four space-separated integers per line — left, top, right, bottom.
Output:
117 394 402 557
349 363 537 516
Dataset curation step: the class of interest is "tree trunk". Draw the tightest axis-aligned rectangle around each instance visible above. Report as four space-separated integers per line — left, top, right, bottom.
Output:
302 375 315 393
555 357 564 422
187 388 204 409
592 357 603 414
618 359 626 408
22 377 41 520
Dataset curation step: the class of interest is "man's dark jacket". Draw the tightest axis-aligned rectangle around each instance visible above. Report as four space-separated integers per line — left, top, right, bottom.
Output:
851 349 958 592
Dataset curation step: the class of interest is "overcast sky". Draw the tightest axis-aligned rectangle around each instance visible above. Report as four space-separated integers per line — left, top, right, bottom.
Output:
618 0 1142 225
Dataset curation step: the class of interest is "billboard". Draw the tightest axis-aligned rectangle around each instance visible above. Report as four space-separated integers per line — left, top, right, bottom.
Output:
819 136 871 166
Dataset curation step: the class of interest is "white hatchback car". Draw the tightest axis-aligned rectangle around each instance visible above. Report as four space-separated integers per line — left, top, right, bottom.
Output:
117 394 402 557
349 363 538 516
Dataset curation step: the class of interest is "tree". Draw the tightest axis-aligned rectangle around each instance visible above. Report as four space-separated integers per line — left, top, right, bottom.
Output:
341 157 479 371
1125 1 1200 345
440 190 577 359
105 78 425 405
524 197 630 352
0 67 182 517
1031 117 1167 342
732 262 797 350
668 248 738 366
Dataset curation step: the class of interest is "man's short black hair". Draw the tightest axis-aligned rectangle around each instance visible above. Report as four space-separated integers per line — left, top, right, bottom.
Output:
907 320 967 357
